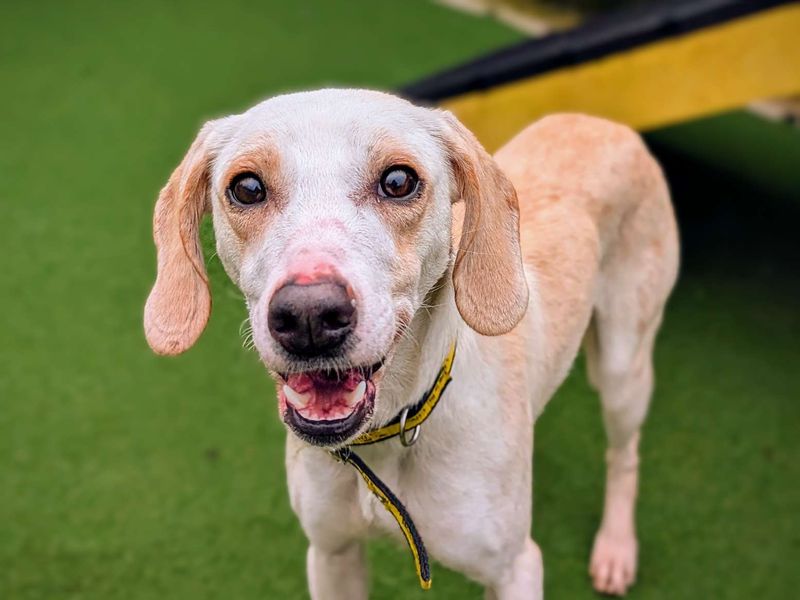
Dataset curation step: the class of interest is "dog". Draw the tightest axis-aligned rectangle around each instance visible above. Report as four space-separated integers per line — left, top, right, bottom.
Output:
144 89 678 598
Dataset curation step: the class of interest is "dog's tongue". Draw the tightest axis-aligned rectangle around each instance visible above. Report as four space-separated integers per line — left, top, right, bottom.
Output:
282 368 367 420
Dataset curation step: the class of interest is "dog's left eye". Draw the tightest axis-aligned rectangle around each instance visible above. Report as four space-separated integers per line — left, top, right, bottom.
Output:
378 166 419 200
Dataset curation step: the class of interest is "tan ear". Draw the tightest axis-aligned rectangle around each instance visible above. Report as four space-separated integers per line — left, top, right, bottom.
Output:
439 111 528 336
144 123 216 355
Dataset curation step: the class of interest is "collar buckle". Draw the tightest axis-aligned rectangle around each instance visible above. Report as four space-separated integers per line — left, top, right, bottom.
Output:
398 406 421 447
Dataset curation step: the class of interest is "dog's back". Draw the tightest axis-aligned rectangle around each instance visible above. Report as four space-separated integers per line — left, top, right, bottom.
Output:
494 114 678 390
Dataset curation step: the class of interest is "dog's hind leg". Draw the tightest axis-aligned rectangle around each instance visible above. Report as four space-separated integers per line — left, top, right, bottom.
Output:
582 170 678 595
585 312 659 596
583 224 676 595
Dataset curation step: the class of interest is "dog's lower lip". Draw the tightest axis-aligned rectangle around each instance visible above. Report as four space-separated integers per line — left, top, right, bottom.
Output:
284 400 371 446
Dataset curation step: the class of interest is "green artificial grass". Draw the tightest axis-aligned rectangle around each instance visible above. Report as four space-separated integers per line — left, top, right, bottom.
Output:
1 1 799 599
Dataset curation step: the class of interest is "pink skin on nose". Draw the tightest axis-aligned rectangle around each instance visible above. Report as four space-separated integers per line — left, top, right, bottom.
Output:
288 263 339 286
281 239 347 286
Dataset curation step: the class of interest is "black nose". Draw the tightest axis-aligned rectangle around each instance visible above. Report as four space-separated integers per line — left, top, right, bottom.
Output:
268 281 357 358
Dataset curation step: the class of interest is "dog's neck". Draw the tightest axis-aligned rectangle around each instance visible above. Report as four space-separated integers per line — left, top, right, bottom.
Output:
374 269 466 427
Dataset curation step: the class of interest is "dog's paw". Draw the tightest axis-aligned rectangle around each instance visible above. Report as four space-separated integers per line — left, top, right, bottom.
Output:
589 530 638 596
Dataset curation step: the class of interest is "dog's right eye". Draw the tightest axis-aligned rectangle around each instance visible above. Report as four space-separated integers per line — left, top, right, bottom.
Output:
228 173 267 206
378 166 419 200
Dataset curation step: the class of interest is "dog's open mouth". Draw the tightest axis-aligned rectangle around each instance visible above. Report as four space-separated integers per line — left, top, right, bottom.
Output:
278 360 383 446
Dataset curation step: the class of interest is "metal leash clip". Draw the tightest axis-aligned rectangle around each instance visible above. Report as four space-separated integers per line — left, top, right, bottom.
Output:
398 406 421 447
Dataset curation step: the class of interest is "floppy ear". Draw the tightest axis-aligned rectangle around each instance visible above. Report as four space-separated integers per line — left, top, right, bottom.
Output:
144 122 217 355
439 111 529 336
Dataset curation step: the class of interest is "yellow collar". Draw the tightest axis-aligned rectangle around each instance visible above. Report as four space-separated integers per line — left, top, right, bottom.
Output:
353 341 456 446
331 341 457 591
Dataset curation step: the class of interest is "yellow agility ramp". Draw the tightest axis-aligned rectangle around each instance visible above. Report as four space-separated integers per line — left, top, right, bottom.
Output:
404 1 800 152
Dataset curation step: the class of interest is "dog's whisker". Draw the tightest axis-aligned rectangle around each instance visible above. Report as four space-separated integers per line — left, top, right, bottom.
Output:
238 318 257 351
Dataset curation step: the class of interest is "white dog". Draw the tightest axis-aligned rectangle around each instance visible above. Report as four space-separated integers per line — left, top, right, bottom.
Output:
144 89 678 598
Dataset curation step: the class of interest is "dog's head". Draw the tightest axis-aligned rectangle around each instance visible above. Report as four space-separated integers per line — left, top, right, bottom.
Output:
144 89 527 446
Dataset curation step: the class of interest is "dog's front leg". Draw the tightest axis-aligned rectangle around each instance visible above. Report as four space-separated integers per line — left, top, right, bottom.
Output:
484 538 543 600
287 439 369 599
307 542 368 600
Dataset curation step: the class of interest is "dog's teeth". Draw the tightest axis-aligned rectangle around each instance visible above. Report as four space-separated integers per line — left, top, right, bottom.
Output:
283 385 311 409
345 381 367 407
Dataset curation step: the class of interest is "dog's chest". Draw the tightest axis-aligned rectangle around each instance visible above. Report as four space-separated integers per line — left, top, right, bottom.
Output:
353 453 409 539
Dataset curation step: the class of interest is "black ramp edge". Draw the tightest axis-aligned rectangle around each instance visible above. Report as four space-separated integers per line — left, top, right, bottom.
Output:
401 0 794 103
